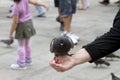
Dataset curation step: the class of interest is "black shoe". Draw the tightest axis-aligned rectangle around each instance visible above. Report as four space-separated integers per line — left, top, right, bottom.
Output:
60 22 64 31
56 16 64 31
99 1 109 5
56 16 61 23
36 13 46 17
37 15 46 17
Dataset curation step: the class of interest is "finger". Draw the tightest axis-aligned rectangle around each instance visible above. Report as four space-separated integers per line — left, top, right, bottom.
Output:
57 64 65 72
53 64 64 72
50 60 64 71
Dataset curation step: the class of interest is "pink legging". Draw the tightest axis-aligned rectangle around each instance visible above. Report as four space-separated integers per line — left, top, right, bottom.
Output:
18 38 31 63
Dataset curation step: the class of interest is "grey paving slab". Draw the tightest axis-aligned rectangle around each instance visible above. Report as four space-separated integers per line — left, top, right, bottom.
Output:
0 0 120 80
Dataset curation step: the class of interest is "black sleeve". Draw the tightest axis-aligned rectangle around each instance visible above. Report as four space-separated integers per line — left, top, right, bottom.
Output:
83 9 120 62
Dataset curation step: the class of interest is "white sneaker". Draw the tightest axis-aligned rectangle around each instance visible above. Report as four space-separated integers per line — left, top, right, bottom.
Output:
61 31 68 36
61 32 79 45
10 64 27 70
66 32 80 41
69 37 78 45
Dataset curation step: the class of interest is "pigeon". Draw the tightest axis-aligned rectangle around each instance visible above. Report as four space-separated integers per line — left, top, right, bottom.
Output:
111 73 120 80
105 53 120 60
50 36 74 57
94 58 110 67
0 39 14 46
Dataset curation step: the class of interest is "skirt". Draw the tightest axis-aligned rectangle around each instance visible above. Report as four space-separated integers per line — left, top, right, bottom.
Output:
15 19 36 39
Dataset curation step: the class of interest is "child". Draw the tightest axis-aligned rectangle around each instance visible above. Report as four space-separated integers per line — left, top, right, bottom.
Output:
9 0 48 70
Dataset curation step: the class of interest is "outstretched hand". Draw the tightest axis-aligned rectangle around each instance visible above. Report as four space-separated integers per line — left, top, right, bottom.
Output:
50 55 76 72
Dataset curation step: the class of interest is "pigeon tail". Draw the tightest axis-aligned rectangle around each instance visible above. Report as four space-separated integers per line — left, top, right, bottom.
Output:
104 61 110 66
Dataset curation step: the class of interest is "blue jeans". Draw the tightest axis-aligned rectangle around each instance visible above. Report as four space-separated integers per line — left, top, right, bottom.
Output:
35 6 46 16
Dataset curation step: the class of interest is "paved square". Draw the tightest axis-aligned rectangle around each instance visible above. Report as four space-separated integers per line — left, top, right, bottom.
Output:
0 0 120 80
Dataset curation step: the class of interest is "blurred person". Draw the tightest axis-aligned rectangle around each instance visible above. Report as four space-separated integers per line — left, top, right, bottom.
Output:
35 0 46 17
78 0 90 10
59 0 80 44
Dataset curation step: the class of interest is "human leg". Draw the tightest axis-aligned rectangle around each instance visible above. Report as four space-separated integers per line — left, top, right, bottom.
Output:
79 0 86 10
11 39 27 69
85 0 90 8
59 0 74 32
78 0 89 10
25 38 32 65
56 8 64 31
54 0 64 31
59 0 79 44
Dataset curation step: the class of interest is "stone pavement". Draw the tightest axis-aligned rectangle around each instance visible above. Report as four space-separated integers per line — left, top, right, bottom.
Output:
0 0 120 80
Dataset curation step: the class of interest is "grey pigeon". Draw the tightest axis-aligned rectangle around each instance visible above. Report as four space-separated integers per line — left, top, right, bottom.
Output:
94 58 110 67
50 36 74 57
0 39 14 46
111 73 120 80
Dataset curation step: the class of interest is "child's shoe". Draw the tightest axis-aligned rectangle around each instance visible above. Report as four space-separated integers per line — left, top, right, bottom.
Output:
10 64 27 70
26 58 32 66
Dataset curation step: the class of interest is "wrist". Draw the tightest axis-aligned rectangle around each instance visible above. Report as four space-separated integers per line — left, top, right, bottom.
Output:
72 48 91 65
72 55 79 66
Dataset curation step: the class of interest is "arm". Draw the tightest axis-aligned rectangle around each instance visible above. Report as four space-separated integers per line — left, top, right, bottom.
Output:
83 8 120 62
29 0 48 10
50 9 120 72
9 15 18 39
72 48 92 65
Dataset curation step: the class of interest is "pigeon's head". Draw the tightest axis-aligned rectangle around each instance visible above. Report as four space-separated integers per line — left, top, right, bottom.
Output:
50 36 74 56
